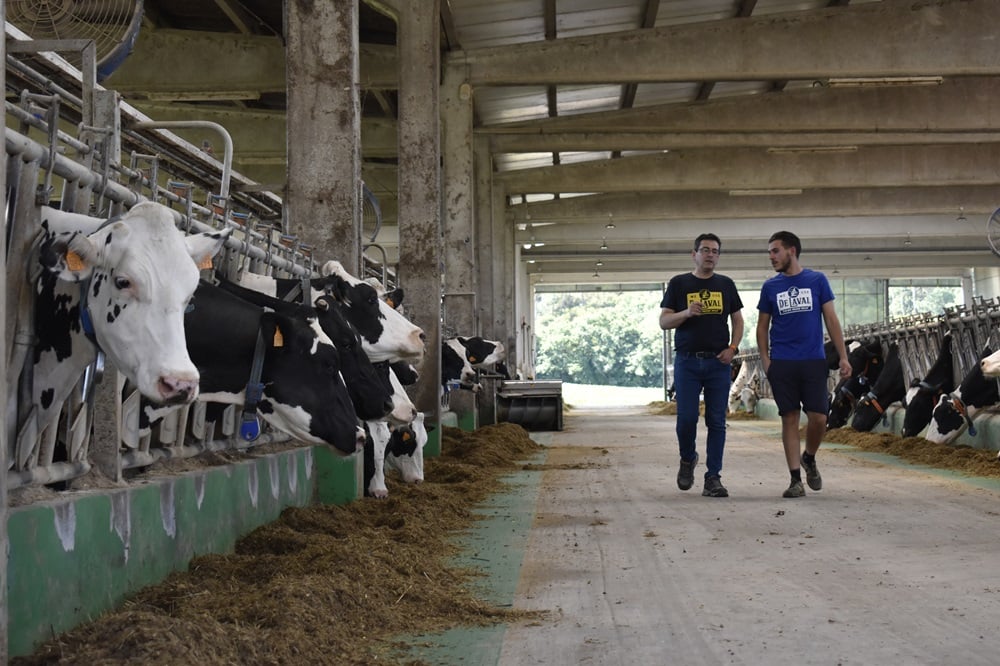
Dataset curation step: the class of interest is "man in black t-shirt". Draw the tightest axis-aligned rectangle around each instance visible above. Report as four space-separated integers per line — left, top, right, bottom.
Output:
659 233 745 497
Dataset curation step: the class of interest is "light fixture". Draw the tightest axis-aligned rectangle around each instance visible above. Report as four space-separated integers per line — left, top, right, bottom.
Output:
904 233 913 247
592 270 600 278
600 238 608 250
605 213 615 229
864 255 872 261
957 207 967 222
832 266 840 274
595 260 603 267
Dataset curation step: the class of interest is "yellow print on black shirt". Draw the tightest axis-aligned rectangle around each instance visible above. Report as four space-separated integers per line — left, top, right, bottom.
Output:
686 289 724 314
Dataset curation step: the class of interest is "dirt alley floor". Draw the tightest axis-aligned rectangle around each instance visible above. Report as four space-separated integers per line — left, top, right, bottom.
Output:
494 405 1000 666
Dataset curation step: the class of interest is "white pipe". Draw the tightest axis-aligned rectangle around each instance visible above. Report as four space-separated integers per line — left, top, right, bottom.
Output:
131 120 234 200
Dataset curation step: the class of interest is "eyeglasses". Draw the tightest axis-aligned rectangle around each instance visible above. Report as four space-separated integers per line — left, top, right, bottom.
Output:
696 247 721 255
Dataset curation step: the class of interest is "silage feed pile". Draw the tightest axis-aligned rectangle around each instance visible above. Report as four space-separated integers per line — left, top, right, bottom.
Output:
14 423 544 666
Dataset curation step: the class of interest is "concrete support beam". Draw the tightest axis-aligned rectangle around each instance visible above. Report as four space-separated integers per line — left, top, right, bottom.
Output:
441 63 478 424
285 0 362 269
453 0 1000 86
482 77 1000 137
497 143 1000 194
395 0 442 424
106 29 398 98
516 186 996 223
474 136 497 341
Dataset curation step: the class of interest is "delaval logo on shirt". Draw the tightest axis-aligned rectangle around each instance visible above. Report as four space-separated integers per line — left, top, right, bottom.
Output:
687 289 724 314
777 286 813 314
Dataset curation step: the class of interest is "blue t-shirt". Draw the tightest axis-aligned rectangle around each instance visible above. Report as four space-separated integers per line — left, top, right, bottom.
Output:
756 268 834 361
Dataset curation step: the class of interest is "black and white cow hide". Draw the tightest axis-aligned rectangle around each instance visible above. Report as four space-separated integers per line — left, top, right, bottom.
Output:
901 335 955 438
927 346 1000 445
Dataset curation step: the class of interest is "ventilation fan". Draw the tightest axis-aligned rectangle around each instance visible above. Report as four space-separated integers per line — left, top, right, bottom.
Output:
989 207 1000 259
7 0 145 80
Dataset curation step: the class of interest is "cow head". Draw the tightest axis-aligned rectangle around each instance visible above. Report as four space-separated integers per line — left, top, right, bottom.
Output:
981 348 1000 377
256 310 365 454
457 336 506 368
901 335 954 438
443 338 480 388
927 346 999 445
313 295 394 421
320 260 425 363
39 203 228 404
850 344 905 432
385 412 429 484
828 341 883 429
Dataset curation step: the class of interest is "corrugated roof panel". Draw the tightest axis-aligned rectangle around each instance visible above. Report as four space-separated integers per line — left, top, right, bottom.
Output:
556 85 623 116
476 86 550 125
632 82 702 107
449 0 545 49
556 1 645 38
653 0 741 26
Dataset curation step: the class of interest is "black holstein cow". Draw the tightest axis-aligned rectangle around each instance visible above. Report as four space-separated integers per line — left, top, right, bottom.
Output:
926 346 999 445
215 276 394 422
156 281 364 453
851 343 906 432
828 340 884 429
901 335 955 437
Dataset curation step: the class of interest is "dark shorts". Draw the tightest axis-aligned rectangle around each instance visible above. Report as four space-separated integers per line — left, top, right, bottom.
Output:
766 359 830 416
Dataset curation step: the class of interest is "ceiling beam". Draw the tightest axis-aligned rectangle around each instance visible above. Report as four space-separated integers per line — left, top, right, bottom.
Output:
451 0 999 85
497 143 1000 194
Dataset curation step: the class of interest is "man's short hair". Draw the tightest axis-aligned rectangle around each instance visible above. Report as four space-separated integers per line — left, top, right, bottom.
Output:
768 230 802 257
694 233 722 251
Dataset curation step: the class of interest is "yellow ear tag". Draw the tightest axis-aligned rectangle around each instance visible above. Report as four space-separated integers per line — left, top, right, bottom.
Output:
469 356 478 363
272 327 284 348
386 298 395 308
197 255 214 270
402 431 412 441
65 250 86 272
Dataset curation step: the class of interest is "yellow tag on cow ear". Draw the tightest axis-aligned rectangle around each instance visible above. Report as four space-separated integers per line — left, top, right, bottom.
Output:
272 326 284 347
402 431 412 441
469 356 478 363
385 298 395 308
197 255 213 271
65 250 86 272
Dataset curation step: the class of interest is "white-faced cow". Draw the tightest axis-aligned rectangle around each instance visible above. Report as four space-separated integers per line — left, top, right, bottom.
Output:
981 348 1000 377
453 336 506 369
851 343 906 432
926 346 1000 445
364 362 419 498
901 335 955 438
166 281 365 454
30 204 229 436
828 340 884 429
237 261 425 363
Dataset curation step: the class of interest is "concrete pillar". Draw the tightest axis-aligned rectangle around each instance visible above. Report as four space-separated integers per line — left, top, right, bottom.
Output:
972 267 1000 301
285 0 362 272
474 136 496 338
0 6 9 657
493 182 516 362
441 62 477 428
395 0 443 447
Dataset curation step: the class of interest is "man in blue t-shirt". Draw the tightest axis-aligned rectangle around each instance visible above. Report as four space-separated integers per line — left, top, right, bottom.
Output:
660 233 744 498
756 231 851 498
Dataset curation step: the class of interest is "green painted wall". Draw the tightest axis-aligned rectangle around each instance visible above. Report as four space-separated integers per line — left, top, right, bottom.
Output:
7 446 360 658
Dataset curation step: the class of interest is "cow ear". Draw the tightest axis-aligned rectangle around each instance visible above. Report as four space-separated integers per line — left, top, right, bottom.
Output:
387 288 404 308
40 230 98 281
185 228 231 271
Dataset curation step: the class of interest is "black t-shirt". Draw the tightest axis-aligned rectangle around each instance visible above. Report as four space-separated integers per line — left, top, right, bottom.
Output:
660 272 743 353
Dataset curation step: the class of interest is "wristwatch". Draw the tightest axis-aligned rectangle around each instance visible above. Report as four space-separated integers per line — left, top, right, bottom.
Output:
728 344 739 353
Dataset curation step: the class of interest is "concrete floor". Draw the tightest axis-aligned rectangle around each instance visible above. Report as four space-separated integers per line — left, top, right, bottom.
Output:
492 406 1000 666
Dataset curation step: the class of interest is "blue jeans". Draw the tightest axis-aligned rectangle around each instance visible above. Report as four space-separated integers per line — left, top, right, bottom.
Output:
674 353 732 479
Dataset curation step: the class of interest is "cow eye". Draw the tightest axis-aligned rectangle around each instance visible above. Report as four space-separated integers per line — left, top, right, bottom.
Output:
113 276 132 290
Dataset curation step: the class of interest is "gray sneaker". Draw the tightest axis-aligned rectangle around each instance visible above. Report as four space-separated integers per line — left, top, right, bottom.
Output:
677 453 698 491
782 480 805 498
702 476 729 498
801 456 822 491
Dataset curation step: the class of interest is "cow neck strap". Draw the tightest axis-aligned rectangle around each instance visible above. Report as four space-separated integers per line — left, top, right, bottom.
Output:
240 327 267 442
77 213 123 347
949 393 977 436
